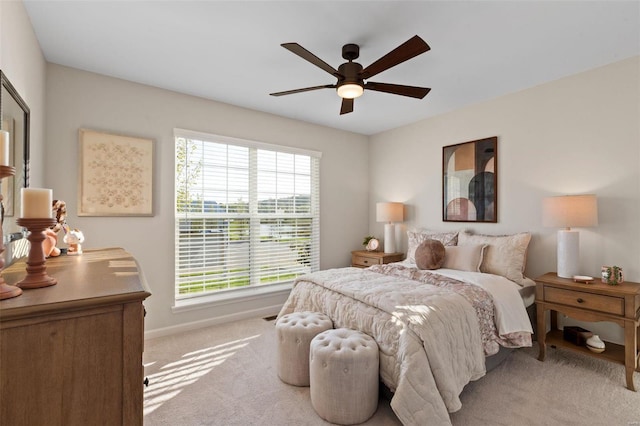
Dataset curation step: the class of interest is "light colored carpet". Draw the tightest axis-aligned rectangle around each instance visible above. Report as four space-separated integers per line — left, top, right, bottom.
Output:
143 317 640 425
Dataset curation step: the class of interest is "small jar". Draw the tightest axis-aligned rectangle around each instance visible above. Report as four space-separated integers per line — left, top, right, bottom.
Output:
601 266 623 285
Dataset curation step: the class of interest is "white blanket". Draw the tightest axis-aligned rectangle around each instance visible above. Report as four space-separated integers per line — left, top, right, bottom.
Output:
424 268 534 336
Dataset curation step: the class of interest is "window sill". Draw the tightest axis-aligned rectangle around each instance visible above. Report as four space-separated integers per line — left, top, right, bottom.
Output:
172 282 293 314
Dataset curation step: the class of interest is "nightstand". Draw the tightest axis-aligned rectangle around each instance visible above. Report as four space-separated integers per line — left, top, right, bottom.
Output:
351 250 403 268
535 272 640 391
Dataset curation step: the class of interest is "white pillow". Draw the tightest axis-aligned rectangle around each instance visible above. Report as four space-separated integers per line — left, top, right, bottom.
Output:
442 244 487 272
457 230 532 286
407 229 459 264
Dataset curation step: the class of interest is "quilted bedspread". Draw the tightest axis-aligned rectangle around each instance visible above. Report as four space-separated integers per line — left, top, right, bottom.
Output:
278 264 531 426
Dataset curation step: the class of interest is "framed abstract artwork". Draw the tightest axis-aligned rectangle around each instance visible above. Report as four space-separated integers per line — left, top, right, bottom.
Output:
78 129 154 216
442 136 497 222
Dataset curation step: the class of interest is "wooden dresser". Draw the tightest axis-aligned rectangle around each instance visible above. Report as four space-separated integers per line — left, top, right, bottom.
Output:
0 248 151 425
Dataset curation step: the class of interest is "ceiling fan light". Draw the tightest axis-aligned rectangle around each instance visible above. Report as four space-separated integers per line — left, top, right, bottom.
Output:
337 83 364 99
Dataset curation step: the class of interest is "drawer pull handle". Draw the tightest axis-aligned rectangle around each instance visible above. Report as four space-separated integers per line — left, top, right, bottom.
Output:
364 260 368 264
576 298 584 303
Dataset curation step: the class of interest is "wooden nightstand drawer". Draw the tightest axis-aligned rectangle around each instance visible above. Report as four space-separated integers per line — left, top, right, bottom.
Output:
351 251 403 268
352 254 381 267
545 286 624 316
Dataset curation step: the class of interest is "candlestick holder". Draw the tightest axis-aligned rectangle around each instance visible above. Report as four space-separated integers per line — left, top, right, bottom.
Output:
0 165 22 300
15 217 57 289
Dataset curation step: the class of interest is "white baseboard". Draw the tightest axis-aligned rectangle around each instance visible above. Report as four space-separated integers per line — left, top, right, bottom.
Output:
144 304 282 340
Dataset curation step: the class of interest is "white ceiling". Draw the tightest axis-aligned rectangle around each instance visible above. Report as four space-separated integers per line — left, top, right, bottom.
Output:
23 1 640 135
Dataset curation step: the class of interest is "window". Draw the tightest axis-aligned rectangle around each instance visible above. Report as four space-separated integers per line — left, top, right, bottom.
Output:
174 129 320 301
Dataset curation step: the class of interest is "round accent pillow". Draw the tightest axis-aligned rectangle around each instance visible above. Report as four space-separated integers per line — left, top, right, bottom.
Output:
415 239 445 270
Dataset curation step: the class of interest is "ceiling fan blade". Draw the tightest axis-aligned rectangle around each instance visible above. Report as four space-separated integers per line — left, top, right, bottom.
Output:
340 98 354 115
281 43 341 77
360 35 430 80
270 84 335 97
365 82 431 99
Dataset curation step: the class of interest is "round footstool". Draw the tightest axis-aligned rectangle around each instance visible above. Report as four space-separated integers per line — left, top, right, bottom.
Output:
309 328 379 425
276 311 333 386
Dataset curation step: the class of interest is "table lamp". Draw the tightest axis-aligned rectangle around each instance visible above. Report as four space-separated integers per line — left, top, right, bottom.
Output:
543 194 598 278
376 202 403 254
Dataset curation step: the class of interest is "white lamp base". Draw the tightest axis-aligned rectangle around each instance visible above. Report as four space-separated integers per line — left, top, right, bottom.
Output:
394 224 403 255
557 229 579 278
384 223 396 254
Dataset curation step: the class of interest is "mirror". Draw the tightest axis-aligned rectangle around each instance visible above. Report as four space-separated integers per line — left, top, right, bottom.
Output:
0 70 30 260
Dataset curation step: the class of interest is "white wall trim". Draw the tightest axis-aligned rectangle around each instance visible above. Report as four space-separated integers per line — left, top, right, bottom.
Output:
171 283 292 313
144 303 282 340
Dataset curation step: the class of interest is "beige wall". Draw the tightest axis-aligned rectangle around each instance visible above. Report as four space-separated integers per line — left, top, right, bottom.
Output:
369 56 640 343
44 64 369 333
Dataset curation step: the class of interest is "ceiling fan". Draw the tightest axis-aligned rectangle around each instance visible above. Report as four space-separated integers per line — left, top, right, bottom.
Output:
270 35 431 115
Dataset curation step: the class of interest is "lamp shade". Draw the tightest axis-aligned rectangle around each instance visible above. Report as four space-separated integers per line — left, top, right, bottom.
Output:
376 202 403 223
543 194 598 229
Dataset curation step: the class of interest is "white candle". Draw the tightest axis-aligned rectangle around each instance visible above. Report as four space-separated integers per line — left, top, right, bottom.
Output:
0 130 9 166
21 188 53 218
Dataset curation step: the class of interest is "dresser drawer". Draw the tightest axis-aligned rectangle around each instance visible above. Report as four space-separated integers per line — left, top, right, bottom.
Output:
352 255 381 267
545 286 624 316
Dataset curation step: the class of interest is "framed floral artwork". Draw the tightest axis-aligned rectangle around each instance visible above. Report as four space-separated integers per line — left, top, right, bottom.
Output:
442 136 497 222
78 129 153 216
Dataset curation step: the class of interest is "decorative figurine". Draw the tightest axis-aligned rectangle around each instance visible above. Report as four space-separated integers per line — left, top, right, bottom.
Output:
64 229 85 255
51 199 67 233
42 229 61 258
42 199 67 257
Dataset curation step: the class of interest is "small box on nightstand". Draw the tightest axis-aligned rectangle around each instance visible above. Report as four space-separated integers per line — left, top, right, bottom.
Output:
563 326 593 346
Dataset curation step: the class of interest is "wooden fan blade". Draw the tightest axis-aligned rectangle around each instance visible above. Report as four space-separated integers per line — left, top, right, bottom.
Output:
365 82 431 99
281 43 341 77
340 98 354 115
270 84 335 97
360 35 430 80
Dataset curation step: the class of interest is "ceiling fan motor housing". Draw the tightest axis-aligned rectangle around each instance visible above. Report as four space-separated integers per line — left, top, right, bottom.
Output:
337 62 364 86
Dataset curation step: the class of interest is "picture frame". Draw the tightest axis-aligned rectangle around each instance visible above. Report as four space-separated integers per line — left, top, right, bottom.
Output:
442 136 497 222
78 129 153 216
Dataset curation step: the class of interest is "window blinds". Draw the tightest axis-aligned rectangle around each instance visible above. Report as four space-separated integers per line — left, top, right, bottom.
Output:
174 129 320 300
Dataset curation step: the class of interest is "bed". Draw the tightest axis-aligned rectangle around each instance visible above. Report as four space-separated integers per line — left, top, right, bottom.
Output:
277 229 535 426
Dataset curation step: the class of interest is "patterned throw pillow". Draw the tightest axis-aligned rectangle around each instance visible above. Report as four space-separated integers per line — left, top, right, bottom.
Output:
407 229 459 264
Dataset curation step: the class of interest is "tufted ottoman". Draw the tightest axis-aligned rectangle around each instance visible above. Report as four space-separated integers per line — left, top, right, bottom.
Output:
309 328 379 425
275 311 333 386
